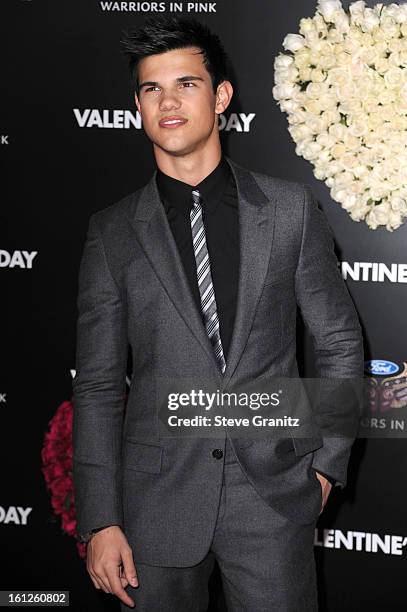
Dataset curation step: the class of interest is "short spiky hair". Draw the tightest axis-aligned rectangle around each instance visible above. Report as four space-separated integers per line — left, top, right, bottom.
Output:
121 16 229 94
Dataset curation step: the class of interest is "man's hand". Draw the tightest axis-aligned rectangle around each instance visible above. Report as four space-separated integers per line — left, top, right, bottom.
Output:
86 525 138 608
314 471 332 514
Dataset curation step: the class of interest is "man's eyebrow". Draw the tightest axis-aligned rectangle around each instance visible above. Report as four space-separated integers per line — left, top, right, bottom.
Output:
139 75 205 89
177 75 204 83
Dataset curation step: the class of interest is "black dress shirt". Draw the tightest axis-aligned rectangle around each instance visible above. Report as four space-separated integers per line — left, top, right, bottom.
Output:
156 155 239 361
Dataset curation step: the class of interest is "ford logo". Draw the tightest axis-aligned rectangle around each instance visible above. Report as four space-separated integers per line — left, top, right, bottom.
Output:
364 360 399 376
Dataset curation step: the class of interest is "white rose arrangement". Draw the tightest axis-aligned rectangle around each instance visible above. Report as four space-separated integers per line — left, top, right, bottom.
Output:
273 0 407 231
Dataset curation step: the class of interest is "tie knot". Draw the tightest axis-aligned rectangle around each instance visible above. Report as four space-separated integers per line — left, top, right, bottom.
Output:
191 189 202 208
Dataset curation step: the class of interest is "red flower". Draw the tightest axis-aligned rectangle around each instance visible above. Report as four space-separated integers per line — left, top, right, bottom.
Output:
41 399 87 560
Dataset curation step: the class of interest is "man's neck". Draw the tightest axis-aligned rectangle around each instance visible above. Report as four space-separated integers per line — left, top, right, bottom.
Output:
154 145 223 186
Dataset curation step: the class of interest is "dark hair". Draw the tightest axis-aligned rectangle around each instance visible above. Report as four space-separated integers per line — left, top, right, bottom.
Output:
121 16 229 94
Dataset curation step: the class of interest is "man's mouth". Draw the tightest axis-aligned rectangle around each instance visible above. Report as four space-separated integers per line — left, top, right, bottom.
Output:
159 116 188 128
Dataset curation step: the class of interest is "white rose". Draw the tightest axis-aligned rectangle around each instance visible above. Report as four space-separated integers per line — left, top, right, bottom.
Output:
353 164 369 180
294 50 311 69
304 29 320 46
384 66 404 88
360 46 378 65
329 123 347 140
288 124 314 141
343 133 361 150
326 161 343 177
314 167 328 180
348 119 369 137
319 93 337 112
272 84 300 100
295 140 315 156
382 4 404 22
349 1 366 23
274 54 295 70
283 33 306 52
330 143 347 158
367 112 384 130
287 109 308 124
304 99 323 114
327 27 345 43
310 68 326 82
380 18 401 41
342 194 358 210
369 183 387 200
306 81 329 99
316 149 332 164
390 196 407 213
317 0 343 20
309 117 328 134
333 11 351 32
298 67 313 81
386 210 403 231
279 99 301 113
336 51 352 66
374 57 389 74
317 132 336 148
275 65 299 84
338 98 362 114
378 88 396 105
363 8 380 31
318 53 337 70
299 18 316 35
321 109 341 125
331 184 349 203
349 180 365 195
396 4 407 23
349 203 370 221
366 202 392 229
339 171 357 186
313 13 329 32
362 97 380 113
326 67 349 86
342 153 360 170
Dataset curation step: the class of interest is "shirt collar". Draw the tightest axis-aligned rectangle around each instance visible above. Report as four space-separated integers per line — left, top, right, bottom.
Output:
156 155 231 217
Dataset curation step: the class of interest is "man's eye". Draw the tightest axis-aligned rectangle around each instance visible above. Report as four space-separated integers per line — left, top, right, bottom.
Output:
181 82 195 88
145 86 160 92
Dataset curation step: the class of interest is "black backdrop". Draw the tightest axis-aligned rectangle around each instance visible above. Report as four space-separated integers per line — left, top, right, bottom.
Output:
2 1 407 610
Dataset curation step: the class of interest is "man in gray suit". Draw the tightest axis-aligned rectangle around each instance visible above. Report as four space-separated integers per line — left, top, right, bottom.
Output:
72 16 364 611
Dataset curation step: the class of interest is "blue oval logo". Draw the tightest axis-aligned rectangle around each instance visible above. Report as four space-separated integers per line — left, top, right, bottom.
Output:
364 360 399 376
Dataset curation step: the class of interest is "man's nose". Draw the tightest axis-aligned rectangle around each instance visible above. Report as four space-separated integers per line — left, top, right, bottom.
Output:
159 90 181 111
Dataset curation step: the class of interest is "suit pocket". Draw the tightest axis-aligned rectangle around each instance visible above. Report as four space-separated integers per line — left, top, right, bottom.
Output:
290 435 323 457
122 438 163 473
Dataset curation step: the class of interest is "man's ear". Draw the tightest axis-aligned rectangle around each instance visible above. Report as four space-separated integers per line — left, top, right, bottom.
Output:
134 92 141 114
215 81 233 115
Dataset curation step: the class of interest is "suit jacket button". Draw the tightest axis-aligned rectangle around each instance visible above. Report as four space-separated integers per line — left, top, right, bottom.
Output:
212 448 223 459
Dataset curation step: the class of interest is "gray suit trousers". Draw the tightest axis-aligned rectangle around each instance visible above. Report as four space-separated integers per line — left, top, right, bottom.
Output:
121 437 318 611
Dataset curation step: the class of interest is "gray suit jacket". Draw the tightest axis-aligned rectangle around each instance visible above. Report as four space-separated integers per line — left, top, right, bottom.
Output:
72 157 364 566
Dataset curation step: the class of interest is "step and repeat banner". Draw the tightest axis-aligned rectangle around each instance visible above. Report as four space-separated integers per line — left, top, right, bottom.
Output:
2 0 406 610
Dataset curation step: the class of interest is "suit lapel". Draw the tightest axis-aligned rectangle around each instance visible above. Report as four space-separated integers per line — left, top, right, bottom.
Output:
221 157 276 389
127 157 277 388
128 173 222 376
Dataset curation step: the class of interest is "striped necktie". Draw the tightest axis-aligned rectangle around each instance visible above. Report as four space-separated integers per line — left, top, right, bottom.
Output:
190 189 227 375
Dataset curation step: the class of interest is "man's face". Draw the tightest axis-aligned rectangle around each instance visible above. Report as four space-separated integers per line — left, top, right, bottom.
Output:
135 47 232 157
